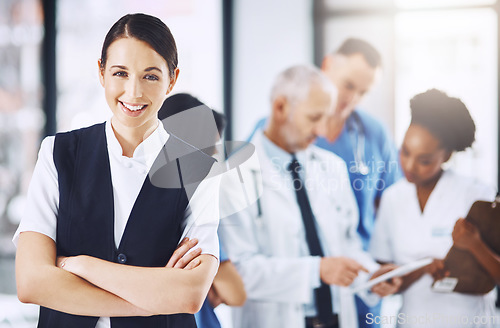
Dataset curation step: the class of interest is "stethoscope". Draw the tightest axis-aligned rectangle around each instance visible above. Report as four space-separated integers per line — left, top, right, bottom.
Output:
347 112 369 176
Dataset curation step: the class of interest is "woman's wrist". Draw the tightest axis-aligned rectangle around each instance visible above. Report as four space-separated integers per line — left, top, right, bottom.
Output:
63 255 88 277
468 239 485 257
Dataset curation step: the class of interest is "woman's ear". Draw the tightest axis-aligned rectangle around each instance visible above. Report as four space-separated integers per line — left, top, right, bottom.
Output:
97 59 105 87
166 67 180 95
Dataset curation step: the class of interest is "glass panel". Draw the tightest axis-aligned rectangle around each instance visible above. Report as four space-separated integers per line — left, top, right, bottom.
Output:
396 0 497 9
326 0 497 10
324 0 393 10
395 8 498 187
0 0 44 259
57 0 223 132
0 0 43 326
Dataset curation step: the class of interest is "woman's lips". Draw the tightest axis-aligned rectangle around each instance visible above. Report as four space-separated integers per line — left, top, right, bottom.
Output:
119 101 147 117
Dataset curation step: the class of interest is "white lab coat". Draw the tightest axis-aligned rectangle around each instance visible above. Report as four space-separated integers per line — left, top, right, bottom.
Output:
219 131 380 328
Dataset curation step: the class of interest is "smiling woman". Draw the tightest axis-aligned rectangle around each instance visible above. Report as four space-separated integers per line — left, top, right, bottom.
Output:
99 37 178 156
13 13 220 328
97 14 180 157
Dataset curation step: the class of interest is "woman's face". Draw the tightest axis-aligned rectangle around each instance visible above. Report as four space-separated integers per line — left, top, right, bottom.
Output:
400 124 451 187
99 37 178 134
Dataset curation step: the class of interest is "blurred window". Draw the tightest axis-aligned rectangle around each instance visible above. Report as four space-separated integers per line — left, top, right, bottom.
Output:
0 0 43 326
0 0 43 258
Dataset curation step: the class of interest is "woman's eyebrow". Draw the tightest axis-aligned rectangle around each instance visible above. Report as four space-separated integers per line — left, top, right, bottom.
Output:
145 67 163 74
110 65 127 70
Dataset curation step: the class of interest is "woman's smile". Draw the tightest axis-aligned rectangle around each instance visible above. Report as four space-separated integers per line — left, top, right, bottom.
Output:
118 100 148 116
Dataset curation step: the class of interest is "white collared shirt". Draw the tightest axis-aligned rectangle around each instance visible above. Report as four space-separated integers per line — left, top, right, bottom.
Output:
13 121 220 327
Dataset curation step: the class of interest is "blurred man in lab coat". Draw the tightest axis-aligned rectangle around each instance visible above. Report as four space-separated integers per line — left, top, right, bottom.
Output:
218 65 400 328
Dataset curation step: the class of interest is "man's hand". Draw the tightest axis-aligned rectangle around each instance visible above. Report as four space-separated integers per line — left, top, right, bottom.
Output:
370 264 402 297
320 257 368 286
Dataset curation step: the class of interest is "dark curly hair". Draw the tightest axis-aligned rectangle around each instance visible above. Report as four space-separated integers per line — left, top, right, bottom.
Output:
410 89 475 152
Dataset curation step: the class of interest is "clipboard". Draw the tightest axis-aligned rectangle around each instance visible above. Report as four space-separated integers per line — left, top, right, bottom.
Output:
351 258 433 294
440 199 500 294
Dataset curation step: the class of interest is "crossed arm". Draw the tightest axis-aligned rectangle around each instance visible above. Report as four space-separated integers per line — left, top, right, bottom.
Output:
16 231 217 316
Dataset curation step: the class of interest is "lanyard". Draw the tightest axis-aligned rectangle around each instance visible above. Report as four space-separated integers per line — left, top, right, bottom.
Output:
347 113 369 175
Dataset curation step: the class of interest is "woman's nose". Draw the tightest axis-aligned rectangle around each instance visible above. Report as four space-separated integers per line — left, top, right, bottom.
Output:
126 78 143 98
404 158 416 173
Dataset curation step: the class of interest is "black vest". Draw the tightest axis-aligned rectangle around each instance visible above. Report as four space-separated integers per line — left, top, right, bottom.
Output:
38 123 198 328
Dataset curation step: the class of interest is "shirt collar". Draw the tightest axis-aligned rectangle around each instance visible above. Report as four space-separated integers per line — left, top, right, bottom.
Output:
259 130 308 174
105 120 170 169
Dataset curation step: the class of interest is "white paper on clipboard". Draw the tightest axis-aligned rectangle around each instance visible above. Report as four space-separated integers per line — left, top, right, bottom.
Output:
350 258 433 294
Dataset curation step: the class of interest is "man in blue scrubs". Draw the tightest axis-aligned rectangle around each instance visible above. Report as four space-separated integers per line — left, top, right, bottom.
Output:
316 38 401 328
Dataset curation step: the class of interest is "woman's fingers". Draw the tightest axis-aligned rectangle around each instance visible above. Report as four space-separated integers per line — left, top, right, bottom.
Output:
165 237 199 268
56 256 68 269
184 257 202 270
174 247 202 269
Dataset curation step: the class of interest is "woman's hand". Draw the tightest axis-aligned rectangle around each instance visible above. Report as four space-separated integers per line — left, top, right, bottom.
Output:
165 237 203 270
425 258 449 281
452 218 481 251
56 255 81 274
370 264 403 297
56 256 68 269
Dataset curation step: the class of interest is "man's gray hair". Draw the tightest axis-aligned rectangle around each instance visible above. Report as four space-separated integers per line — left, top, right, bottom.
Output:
270 64 336 106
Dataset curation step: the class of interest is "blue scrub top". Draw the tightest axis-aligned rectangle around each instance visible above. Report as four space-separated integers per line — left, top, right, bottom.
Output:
315 110 401 250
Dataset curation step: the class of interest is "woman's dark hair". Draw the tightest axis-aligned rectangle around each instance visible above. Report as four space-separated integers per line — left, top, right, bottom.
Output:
410 89 475 152
159 93 226 135
100 13 178 78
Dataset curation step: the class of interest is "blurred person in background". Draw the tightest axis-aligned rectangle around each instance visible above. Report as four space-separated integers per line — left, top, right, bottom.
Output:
370 89 497 328
248 39 402 328
316 38 402 328
220 64 400 328
159 93 247 328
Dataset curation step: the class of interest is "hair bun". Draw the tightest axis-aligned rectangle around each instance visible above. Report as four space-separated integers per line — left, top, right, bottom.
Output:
410 89 475 152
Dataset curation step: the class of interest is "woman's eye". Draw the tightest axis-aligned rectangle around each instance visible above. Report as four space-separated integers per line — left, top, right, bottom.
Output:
145 74 159 81
113 71 127 77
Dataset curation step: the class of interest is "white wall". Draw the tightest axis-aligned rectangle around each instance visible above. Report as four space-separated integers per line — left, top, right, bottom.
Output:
232 0 314 140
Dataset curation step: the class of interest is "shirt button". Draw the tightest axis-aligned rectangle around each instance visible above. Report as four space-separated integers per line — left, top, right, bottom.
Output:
117 253 127 264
